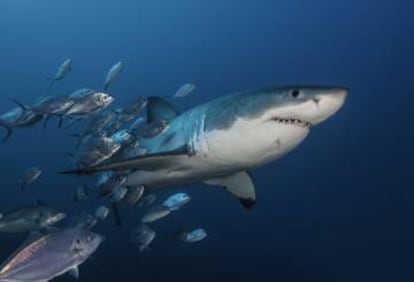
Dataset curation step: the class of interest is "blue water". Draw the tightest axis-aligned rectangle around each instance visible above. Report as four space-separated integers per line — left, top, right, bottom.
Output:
0 1 413 281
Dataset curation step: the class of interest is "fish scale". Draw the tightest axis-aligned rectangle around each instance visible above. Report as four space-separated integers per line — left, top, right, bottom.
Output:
0 236 48 275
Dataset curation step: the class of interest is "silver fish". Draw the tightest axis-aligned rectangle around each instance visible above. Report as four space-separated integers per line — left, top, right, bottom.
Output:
0 206 65 234
173 83 196 98
131 224 155 252
0 107 43 142
64 92 114 117
180 228 207 243
104 61 123 90
94 206 109 221
47 58 72 88
162 193 191 211
141 205 170 224
0 228 102 281
20 167 42 191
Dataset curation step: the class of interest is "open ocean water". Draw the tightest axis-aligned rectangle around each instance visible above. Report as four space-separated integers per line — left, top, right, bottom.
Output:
0 1 413 281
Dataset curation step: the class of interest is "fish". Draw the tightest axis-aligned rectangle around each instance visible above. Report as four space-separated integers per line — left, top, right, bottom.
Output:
0 107 43 142
162 192 191 211
19 167 42 190
19 167 42 191
124 185 145 204
141 205 171 224
104 61 123 90
63 86 348 209
137 194 156 208
129 116 146 133
74 136 121 168
0 205 65 234
67 213 98 230
95 206 109 221
12 95 77 128
98 174 127 198
64 92 114 117
131 224 156 252
180 228 207 243
173 83 196 98
110 186 128 202
74 185 89 202
115 97 147 123
110 129 134 145
47 58 72 88
0 228 102 281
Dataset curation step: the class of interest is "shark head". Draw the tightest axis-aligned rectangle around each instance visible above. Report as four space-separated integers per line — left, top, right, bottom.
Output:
203 86 348 169
251 86 348 126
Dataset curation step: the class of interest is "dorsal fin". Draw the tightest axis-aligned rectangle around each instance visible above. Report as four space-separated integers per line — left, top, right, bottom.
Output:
147 97 179 123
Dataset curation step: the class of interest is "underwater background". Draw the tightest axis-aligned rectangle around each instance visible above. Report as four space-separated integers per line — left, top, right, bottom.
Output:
0 0 413 281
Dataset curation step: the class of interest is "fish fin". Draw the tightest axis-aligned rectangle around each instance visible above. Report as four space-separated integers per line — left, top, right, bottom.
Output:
111 203 122 226
0 123 12 143
11 99 29 111
204 171 256 210
57 116 64 128
147 96 179 123
60 145 190 175
68 266 79 279
42 115 51 130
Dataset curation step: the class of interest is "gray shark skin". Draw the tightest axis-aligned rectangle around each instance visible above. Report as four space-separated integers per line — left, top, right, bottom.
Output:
62 86 348 209
0 228 102 282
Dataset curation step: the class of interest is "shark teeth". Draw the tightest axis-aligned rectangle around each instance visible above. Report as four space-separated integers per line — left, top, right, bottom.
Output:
271 117 311 128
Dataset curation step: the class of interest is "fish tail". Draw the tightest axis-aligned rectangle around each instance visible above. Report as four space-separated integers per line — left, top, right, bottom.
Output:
11 99 29 112
0 122 13 143
111 203 122 226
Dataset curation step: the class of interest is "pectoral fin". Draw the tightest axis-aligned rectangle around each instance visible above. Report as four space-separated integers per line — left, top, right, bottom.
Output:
205 171 256 209
68 266 79 279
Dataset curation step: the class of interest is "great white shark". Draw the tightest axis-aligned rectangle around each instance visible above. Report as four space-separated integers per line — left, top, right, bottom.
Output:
63 86 348 209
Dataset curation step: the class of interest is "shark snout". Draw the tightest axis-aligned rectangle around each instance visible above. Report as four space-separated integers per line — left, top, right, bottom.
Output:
309 87 348 125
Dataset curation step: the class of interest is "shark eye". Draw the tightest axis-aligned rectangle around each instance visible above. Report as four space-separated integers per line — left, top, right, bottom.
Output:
291 89 300 98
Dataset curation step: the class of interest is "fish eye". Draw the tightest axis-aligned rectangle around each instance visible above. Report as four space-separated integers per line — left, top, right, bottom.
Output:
291 89 300 98
75 239 81 245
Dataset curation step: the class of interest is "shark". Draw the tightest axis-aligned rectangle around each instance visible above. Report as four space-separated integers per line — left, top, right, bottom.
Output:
62 86 348 209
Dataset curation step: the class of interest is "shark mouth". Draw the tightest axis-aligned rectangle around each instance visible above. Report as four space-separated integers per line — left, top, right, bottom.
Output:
270 117 312 128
